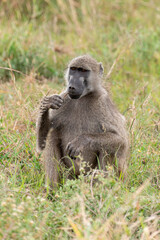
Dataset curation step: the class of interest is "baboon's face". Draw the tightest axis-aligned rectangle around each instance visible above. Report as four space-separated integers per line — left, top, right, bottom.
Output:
67 67 91 99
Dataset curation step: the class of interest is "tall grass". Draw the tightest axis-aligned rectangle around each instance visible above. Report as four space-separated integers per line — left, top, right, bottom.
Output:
0 0 160 239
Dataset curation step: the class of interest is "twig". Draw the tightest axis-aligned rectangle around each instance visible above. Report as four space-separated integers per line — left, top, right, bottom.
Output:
0 66 27 77
106 38 135 79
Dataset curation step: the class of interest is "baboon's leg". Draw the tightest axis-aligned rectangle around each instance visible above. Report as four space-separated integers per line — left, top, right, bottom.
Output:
98 149 128 180
116 155 128 179
112 144 128 179
63 150 97 177
62 157 80 178
44 130 62 190
98 150 111 171
78 150 97 174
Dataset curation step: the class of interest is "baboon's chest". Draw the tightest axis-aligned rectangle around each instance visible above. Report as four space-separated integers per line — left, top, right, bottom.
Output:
51 98 105 146
60 103 102 141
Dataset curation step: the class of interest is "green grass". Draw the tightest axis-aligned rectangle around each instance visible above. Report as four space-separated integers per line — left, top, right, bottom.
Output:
0 1 160 239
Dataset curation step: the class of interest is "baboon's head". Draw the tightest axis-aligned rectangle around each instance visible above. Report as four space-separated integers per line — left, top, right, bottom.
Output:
65 55 104 99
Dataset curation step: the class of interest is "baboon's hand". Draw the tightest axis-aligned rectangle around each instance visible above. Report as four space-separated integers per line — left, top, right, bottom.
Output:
66 141 83 159
66 136 89 159
40 95 63 113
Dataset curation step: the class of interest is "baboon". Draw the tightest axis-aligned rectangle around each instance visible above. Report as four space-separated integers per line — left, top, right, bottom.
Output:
36 55 129 189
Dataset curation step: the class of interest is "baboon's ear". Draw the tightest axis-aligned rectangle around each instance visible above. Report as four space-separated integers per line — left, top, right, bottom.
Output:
99 62 104 76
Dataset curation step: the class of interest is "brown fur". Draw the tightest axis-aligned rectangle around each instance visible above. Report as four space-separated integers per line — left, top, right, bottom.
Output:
36 55 129 189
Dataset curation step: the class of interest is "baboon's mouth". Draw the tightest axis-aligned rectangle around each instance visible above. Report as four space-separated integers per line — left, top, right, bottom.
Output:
68 93 81 99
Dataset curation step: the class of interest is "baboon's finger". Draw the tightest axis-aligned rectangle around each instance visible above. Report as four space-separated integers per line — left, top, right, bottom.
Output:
51 95 63 103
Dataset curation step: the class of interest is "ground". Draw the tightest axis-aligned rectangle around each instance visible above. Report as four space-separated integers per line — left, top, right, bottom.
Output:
0 1 160 239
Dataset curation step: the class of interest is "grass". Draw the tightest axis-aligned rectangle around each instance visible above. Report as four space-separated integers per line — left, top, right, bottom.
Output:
0 0 160 239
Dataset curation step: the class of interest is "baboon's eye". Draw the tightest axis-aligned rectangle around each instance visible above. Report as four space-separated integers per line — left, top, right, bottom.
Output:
78 68 88 72
70 67 76 71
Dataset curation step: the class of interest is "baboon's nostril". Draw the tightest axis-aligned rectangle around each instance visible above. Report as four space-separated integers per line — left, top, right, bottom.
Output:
69 86 75 90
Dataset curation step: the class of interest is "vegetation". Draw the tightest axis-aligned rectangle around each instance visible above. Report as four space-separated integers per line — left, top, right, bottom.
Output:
0 0 159 239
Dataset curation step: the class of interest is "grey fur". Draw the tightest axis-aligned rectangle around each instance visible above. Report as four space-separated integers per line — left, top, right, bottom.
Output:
36 55 129 189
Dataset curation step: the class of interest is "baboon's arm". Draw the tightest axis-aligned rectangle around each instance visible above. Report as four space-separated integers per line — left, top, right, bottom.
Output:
36 110 50 152
36 95 63 152
66 132 127 158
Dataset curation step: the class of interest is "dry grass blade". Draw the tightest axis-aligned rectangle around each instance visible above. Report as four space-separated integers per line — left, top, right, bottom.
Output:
106 39 135 79
0 66 27 77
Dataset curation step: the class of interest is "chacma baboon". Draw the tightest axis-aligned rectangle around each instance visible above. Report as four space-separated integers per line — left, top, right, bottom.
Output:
36 55 129 189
